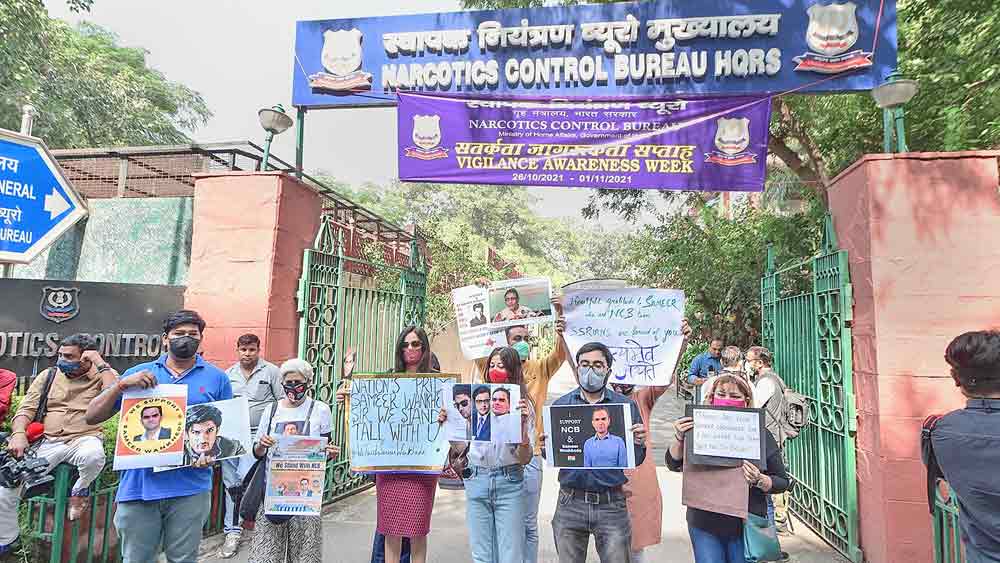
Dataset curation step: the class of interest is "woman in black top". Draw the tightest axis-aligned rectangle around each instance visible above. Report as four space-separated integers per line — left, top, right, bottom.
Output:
665 374 792 563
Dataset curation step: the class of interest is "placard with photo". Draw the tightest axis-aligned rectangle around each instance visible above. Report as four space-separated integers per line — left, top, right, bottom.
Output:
154 397 253 472
113 384 187 470
487 277 553 329
543 403 636 469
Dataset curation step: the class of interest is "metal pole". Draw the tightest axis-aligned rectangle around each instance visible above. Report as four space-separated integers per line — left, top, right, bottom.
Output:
295 107 306 179
261 131 274 171
893 106 909 153
882 108 894 153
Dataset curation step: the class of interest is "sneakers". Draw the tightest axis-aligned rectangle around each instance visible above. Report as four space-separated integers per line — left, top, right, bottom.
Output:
219 532 242 559
68 492 91 521
776 520 794 537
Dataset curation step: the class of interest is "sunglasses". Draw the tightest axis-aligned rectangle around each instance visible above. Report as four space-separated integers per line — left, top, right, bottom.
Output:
400 341 423 349
454 399 469 409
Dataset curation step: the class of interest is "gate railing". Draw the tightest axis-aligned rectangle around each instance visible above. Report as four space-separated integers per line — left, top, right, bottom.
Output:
933 481 965 563
297 216 427 502
760 215 861 562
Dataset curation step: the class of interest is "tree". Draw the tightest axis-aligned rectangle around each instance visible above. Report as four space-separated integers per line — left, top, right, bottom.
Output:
1 7 211 147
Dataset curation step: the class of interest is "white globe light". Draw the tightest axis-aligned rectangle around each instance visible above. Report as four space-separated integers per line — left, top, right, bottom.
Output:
258 105 294 135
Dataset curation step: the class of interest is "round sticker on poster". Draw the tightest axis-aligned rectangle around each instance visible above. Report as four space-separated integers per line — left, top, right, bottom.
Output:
120 397 185 454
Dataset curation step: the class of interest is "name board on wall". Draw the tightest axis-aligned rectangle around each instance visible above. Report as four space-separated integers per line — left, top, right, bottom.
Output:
0 279 185 388
292 0 897 108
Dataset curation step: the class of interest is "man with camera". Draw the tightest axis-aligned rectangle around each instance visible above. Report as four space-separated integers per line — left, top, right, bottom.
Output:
0 333 119 555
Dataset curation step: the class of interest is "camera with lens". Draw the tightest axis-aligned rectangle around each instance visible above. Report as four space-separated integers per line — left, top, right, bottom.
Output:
0 432 54 499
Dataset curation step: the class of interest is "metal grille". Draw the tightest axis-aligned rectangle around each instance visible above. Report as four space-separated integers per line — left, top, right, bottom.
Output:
297 216 428 502
761 215 861 562
933 482 966 563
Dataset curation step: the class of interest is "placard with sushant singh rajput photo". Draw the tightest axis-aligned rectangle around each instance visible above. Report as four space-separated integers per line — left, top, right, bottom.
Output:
543 403 635 469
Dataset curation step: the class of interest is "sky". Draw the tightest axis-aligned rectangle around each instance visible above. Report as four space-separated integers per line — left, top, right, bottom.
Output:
44 0 644 226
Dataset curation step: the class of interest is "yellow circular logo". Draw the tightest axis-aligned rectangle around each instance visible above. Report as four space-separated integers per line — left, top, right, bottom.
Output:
120 397 185 454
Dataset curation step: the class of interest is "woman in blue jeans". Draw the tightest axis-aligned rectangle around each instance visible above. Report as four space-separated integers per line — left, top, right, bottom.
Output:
439 346 534 563
665 374 791 563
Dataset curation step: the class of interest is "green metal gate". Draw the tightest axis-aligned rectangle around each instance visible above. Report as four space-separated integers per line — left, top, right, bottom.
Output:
297 216 427 502
760 216 861 562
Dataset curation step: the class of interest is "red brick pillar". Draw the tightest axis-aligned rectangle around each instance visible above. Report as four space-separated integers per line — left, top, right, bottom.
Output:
184 171 321 368
828 151 1000 563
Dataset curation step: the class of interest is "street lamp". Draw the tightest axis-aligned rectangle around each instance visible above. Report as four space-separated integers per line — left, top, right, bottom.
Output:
871 71 919 153
258 104 294 170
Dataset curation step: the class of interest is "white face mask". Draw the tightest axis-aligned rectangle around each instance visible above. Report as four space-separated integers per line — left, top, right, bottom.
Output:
579 367 609 393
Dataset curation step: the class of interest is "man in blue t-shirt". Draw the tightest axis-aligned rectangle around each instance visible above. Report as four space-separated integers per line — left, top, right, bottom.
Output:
86 310 233 563
687 337 724 385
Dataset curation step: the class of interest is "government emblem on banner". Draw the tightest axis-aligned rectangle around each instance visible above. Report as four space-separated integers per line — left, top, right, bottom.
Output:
308 29 374 93
705 118 757 167
794 2 873 74
40 286 80 324
404 115 449 160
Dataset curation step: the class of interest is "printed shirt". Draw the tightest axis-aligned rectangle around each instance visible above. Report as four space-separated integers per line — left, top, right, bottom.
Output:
688 352 722 383
554 387 646 492
225 359 283 430
468 413 535 469
115 354 233 503
16 367 107 442
583 433 627 467
931 399 1000 560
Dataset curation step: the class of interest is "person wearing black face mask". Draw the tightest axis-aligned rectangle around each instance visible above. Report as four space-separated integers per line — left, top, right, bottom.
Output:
85 310 234 563
0 333 118 553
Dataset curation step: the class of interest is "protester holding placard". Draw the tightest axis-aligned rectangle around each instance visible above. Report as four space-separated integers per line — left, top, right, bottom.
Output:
85 310 233 563
610 319 691 563
439 346 534 563
250 358 338 563
666 374 791 563
548 341 647 563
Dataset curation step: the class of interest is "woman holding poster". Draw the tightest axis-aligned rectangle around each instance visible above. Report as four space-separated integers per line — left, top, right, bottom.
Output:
440 346 534 563
249 359 339 563
665 375 791 563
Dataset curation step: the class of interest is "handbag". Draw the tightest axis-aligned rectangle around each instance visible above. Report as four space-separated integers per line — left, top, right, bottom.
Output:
744 512 783 562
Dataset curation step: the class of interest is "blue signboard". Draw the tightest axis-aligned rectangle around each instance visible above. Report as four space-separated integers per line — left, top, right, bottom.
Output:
0 130 87 264
292 0 897 108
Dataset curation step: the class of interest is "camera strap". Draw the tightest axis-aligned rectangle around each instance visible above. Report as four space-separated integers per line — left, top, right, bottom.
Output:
32 368 57 424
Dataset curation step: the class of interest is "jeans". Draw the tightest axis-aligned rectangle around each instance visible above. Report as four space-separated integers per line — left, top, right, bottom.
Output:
687 522 745 563
114 491 211 563
465 465 525 563
221 454 254 535
0 436 105 545
630 549 644 563
552 489 631 563
370 532 410 563
523 455 543 563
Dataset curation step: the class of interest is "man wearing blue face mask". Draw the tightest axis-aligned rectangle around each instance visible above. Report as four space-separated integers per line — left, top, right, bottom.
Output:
86 310 232 563
0 334 119 553
548 341 647 563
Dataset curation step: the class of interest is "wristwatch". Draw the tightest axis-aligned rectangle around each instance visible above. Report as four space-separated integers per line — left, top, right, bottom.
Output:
96 364 113 373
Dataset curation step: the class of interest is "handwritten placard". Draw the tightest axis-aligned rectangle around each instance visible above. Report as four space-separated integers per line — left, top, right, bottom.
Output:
684 404 766 469
563 288 685 385
348 373 457 473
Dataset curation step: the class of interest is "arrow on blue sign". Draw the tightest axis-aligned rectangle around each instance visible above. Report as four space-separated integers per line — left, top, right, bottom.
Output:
0 129 87 264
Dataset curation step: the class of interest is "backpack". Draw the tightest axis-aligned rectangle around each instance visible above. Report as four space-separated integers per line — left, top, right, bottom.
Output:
760 372 810 446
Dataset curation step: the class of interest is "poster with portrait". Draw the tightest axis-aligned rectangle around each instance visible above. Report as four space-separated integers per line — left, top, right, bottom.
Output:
452 284 508 360
543 403 635 470
154 397 253 472
443 382 522 444
348 373 458 472
113 384 187 470
563 288 686 386
265 436 327 517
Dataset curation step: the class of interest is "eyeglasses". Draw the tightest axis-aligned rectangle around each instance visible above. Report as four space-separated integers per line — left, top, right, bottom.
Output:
578 361 606 370
475 398 490 404
400 341 423 349
453 399 469 409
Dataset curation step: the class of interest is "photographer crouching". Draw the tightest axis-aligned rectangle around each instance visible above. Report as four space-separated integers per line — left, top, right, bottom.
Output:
0 334 119 555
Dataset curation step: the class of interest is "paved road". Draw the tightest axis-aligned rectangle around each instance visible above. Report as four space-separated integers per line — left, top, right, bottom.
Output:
202 365 844 562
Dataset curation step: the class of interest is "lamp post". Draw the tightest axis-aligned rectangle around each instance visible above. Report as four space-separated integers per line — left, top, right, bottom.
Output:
257 104 294 170
871 71 919 153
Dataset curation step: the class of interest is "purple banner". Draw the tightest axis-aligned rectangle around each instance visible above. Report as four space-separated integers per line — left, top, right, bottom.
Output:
397 92 771 192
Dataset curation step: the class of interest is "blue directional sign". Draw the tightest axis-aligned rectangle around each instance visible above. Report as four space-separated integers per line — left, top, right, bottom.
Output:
0 129 87 264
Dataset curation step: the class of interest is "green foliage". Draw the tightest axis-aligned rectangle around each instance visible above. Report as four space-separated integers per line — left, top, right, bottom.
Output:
1 6 211 148
626 201 823 349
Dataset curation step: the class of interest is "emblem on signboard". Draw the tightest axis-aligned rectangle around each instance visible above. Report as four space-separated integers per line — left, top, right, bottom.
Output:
308 28 374 93
40 286 80 324
706 118 758 167
794 2 873 74
403 115 449 160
